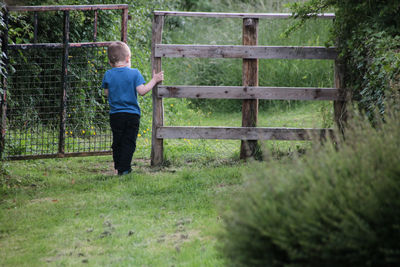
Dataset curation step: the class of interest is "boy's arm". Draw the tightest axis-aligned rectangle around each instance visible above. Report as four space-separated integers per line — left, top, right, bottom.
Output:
104 89 109 97
137 71 164 96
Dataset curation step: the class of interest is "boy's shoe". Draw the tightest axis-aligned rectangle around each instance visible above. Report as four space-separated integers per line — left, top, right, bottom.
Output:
118 169 132 176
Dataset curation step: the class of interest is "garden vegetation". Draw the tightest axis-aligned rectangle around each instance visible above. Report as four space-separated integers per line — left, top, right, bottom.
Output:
219 100 400 266
219 0 400 266
0 0 399 266
289 0 400 119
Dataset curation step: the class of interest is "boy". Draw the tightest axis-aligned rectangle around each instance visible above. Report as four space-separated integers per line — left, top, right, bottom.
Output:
102 41 163 175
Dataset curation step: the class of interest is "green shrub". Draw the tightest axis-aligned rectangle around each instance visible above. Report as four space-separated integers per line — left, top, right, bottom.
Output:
289 0 400 119
218 102 400 266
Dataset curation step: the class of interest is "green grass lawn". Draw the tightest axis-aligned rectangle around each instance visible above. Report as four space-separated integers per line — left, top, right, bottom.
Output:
0 102 333 266
1 156 246 266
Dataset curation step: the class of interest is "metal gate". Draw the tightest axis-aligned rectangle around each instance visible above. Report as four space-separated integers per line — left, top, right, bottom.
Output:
0 4 129 160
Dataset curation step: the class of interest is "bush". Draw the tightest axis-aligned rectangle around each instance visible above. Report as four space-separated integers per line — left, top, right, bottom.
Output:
218 102 400 266
289 0 400 119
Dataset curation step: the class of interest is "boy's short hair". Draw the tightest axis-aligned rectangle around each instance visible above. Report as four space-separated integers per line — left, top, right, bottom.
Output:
107 41 131 65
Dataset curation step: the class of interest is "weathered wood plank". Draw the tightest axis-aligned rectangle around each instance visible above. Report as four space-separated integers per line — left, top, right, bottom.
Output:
121 8 128 43
241 18 259 159
33 12 38 43
151 15 164 166
155 44 338 60
58 11 69 156
157 126 332 141
154 11 335 19
8 42 116 49
7 151 112 161
0 10 9 159
157 86 342 101
8 5 129 12
94 10 98 41
334 60 347 133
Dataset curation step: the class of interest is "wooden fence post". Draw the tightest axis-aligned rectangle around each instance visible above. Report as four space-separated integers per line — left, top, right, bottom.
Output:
0 7 9 159
121 7 128 43
240 18 259 159
58 10 69 157
93 10 98 42
334 59 347 134
151 14 164 166
33 11 38 43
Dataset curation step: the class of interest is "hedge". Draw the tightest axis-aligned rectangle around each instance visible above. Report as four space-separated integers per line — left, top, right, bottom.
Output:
219 102 400 266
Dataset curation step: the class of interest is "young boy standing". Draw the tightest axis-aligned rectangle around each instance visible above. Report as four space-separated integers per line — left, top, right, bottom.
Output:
102 41 163 175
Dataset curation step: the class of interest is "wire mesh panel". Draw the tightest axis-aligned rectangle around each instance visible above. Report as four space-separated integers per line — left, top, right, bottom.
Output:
4 46 112 159
6 48 62 158
65 46 111 154
1 4 129 160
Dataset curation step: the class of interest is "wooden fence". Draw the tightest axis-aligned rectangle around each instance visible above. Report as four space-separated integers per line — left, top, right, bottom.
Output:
151 11 346 166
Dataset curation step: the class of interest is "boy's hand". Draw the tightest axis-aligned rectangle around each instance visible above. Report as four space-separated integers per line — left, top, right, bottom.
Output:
137 71 164 96
153 70 164 83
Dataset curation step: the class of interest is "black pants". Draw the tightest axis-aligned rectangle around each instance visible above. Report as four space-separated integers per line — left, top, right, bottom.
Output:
109 113 140 173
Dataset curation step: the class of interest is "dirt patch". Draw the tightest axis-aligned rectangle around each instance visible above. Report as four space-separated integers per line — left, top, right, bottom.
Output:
155 217 200 252
95 158 158 176
157 229 201 245
29 197 59 205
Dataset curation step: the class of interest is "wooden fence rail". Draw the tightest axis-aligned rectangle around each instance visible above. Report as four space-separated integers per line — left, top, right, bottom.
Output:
155 45 338 60
157 126 332 141
153 11 335 19
157 86 342 101
151 11 345 166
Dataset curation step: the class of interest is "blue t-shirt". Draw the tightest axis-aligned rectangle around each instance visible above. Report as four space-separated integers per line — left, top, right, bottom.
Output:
101 67 145 115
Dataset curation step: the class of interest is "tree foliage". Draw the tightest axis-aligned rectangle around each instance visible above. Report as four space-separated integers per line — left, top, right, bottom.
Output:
289 0 400 118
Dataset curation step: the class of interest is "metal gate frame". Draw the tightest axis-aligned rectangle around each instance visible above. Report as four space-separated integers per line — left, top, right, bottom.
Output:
0 4 129 160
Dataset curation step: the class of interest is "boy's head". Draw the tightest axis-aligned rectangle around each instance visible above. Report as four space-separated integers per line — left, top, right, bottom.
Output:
107 41 131 67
